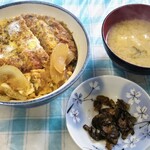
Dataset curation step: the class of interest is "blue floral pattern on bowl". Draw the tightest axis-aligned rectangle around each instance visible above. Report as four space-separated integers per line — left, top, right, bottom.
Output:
66 75 150 150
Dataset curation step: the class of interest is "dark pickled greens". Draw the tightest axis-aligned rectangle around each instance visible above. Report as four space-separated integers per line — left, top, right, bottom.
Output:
83 95 137 150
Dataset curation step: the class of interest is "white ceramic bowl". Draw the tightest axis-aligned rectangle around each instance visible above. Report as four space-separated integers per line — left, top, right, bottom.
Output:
66 75 150 150
0 1 89 107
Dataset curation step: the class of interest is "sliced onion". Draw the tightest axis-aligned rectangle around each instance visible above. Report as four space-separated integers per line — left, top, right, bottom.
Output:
1 83 26 100
0 65 30 91
50 63 64 84
66 50 75 65
50 43 69 83
52 43 69 73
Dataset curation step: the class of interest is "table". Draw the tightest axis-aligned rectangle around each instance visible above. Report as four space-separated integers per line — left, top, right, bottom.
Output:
0 0 150 150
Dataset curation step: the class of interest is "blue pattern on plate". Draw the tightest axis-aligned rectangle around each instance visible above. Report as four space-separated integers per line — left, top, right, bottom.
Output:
66 76 150 150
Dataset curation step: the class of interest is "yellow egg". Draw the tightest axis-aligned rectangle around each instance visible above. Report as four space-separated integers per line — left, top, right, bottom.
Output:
27 40 37 49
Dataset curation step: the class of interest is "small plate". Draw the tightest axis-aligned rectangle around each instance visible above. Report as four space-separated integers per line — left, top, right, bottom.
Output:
66 75 150 150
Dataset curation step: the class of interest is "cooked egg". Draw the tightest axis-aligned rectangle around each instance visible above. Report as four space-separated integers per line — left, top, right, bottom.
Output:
107 19 150 67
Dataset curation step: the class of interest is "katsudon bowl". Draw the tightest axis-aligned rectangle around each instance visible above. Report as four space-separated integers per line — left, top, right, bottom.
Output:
0 1 89 107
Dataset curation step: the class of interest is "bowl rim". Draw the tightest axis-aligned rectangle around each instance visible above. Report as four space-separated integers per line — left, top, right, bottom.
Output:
0 1 90 107
101 3 150 70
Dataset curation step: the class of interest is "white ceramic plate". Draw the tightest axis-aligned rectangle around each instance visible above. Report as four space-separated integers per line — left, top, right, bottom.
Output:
66 75 150 150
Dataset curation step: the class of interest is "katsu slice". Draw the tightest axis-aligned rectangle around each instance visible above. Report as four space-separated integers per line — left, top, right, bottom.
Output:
0 18 23 68
23 14 58 55
37 14 77 64
0 16 49 72
23 14 77 64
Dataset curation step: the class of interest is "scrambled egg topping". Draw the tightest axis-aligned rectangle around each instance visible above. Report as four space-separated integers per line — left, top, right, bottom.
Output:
0 14 77 101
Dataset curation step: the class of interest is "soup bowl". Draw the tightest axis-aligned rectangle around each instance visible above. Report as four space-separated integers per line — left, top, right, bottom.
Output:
102 4 150 74
0 1 89 107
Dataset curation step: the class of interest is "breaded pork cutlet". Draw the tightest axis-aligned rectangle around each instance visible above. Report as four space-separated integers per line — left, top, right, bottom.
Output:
23 14 58 55
0 16 49 73
23 14 77 64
